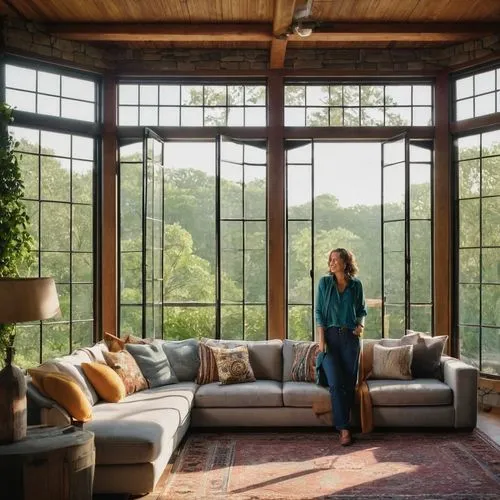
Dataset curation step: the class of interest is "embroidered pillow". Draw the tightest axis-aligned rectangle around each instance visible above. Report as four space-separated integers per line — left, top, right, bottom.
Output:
196 341 219 384
209 345 256 385
291 342 320 382
103 350 148 395
370 343 413 380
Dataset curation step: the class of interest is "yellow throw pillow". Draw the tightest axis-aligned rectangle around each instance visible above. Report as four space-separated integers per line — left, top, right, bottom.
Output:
29 369 92 422
81 362 126 403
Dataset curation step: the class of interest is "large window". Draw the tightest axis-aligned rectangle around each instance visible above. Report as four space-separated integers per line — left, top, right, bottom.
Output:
5 62 99 366
286 139 433 341
119 136 267 340
455 130 500 376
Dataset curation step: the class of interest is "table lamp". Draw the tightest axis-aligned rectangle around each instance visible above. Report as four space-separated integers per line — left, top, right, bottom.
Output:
0 277 60 444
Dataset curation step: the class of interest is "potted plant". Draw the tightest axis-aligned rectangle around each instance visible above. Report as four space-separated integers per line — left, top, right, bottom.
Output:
0 103 35 365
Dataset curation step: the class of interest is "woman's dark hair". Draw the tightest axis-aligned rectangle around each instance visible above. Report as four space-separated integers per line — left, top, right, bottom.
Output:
328 248 359 277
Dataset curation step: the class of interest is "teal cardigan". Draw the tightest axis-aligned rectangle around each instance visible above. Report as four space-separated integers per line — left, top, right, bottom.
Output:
315 274 367 330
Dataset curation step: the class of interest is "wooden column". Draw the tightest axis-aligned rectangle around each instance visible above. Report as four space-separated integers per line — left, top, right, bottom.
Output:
267 73 286 340
434 71 452 346
101 74 118 337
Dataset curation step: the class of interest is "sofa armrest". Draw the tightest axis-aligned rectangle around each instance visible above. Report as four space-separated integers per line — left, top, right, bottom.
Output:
441 356 478 429
27 381 72 427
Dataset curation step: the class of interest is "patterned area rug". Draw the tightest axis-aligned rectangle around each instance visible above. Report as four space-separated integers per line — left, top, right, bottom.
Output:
158 430 500 500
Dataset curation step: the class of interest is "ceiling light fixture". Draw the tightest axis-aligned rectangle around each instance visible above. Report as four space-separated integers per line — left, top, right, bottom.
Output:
293 23 313 38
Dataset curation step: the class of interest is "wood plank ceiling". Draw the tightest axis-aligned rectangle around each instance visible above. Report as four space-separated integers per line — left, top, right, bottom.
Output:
6 0 500 68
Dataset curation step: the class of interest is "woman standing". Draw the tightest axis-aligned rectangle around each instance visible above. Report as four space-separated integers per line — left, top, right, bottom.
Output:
315 248 367 446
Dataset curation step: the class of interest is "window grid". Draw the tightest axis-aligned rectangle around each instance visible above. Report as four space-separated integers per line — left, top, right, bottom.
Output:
5 64 97 122
455 130 500 376
454 67 500 121
10 126 95 366
118 83 267 127
284 83 434 127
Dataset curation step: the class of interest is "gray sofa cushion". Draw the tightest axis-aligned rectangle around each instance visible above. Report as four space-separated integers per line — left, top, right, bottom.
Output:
86 382 197 465
195 380 283 407
126 341 179 388
367 379 452 406
282 381 330 407
161 339 200 382
203 339 283 381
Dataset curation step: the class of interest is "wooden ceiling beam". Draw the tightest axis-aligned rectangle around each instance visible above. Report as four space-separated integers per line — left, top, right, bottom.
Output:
47 23 273 42
46 21 498 44
298 22 499 43
270 0 297 69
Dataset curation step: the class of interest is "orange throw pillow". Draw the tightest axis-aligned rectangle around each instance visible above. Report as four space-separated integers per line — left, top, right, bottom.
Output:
103 350 148 395
28 369 92 422
81 362 126 403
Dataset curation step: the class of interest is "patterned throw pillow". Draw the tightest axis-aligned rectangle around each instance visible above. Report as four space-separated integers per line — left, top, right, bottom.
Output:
209 345 256 385
103 350 148 395
370 343 413 380
196 341 219 384
291 342 320 382
103 332 127 352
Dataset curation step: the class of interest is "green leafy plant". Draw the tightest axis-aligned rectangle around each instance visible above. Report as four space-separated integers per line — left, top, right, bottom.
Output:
0 103 35 362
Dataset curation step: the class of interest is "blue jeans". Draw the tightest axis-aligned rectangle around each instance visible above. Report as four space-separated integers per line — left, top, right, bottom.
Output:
322 326 360 430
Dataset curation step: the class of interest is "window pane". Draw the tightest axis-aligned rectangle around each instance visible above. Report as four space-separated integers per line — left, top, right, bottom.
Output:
288 305 312 341
221 306 243 340
163 306 215 340
458 284 480 325
482 327 500 376
459 248 480 283
61 76 95 101
459 199 480 247
288 222 311 304
459 325 479 368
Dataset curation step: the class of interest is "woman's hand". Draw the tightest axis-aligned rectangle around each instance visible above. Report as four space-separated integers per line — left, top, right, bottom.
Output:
354 325 364 337
319 340 325 352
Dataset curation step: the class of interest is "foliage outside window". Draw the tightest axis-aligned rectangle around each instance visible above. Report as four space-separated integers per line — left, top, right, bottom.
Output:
454 67 500 121
119 138 267 340
118 83 267 126
284 83 433 127
9 126 95 366
455 130 500 376
286 139 433 341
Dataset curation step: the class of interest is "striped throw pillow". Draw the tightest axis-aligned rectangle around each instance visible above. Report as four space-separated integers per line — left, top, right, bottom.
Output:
291 342 320 382
196 341 219 384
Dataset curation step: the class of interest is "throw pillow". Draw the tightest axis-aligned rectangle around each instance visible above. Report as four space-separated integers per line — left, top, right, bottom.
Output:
125 341 179 388
28 369 92 422
291 342 320 382
103 350 148 395
196 341 219 384
411 335 448 379
125 333 154 345
370 343 413 380
161 339 200 382
81 362 126 403
209 345 256 385
103 332 127 352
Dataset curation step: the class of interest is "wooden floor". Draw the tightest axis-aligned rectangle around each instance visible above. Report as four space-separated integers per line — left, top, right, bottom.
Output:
94 408 500 500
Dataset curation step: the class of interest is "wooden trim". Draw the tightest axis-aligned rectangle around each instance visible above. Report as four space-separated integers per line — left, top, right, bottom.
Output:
48 23 273 42
433 70 452 348
101 74 118 338
450 113 500 135
447 52 500 73
267 74 286 340
270 0 297 69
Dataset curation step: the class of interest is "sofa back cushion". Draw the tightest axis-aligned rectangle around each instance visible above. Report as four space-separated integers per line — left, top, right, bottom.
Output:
203 339 283 381
161 338 200 382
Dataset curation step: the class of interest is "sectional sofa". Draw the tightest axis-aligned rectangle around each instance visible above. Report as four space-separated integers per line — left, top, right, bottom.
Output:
26 337 479 495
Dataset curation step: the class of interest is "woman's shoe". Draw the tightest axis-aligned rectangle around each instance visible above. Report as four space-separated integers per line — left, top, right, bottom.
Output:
339 429 352 446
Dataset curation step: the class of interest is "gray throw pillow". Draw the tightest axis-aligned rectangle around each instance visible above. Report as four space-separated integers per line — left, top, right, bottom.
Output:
126 341 178 387
411 335 448 379
161 339 200 382
370 343 413 380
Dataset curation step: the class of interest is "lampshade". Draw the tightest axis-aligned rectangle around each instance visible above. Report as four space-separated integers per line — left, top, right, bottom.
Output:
0 277 60 324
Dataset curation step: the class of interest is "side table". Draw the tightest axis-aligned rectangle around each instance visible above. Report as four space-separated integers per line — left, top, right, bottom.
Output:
0 425 95 500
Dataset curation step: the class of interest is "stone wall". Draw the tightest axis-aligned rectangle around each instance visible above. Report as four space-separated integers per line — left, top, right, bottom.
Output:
2 16 500 74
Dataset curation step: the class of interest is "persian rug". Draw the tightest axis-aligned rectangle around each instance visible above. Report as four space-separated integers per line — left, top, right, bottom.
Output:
157 430 500 500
